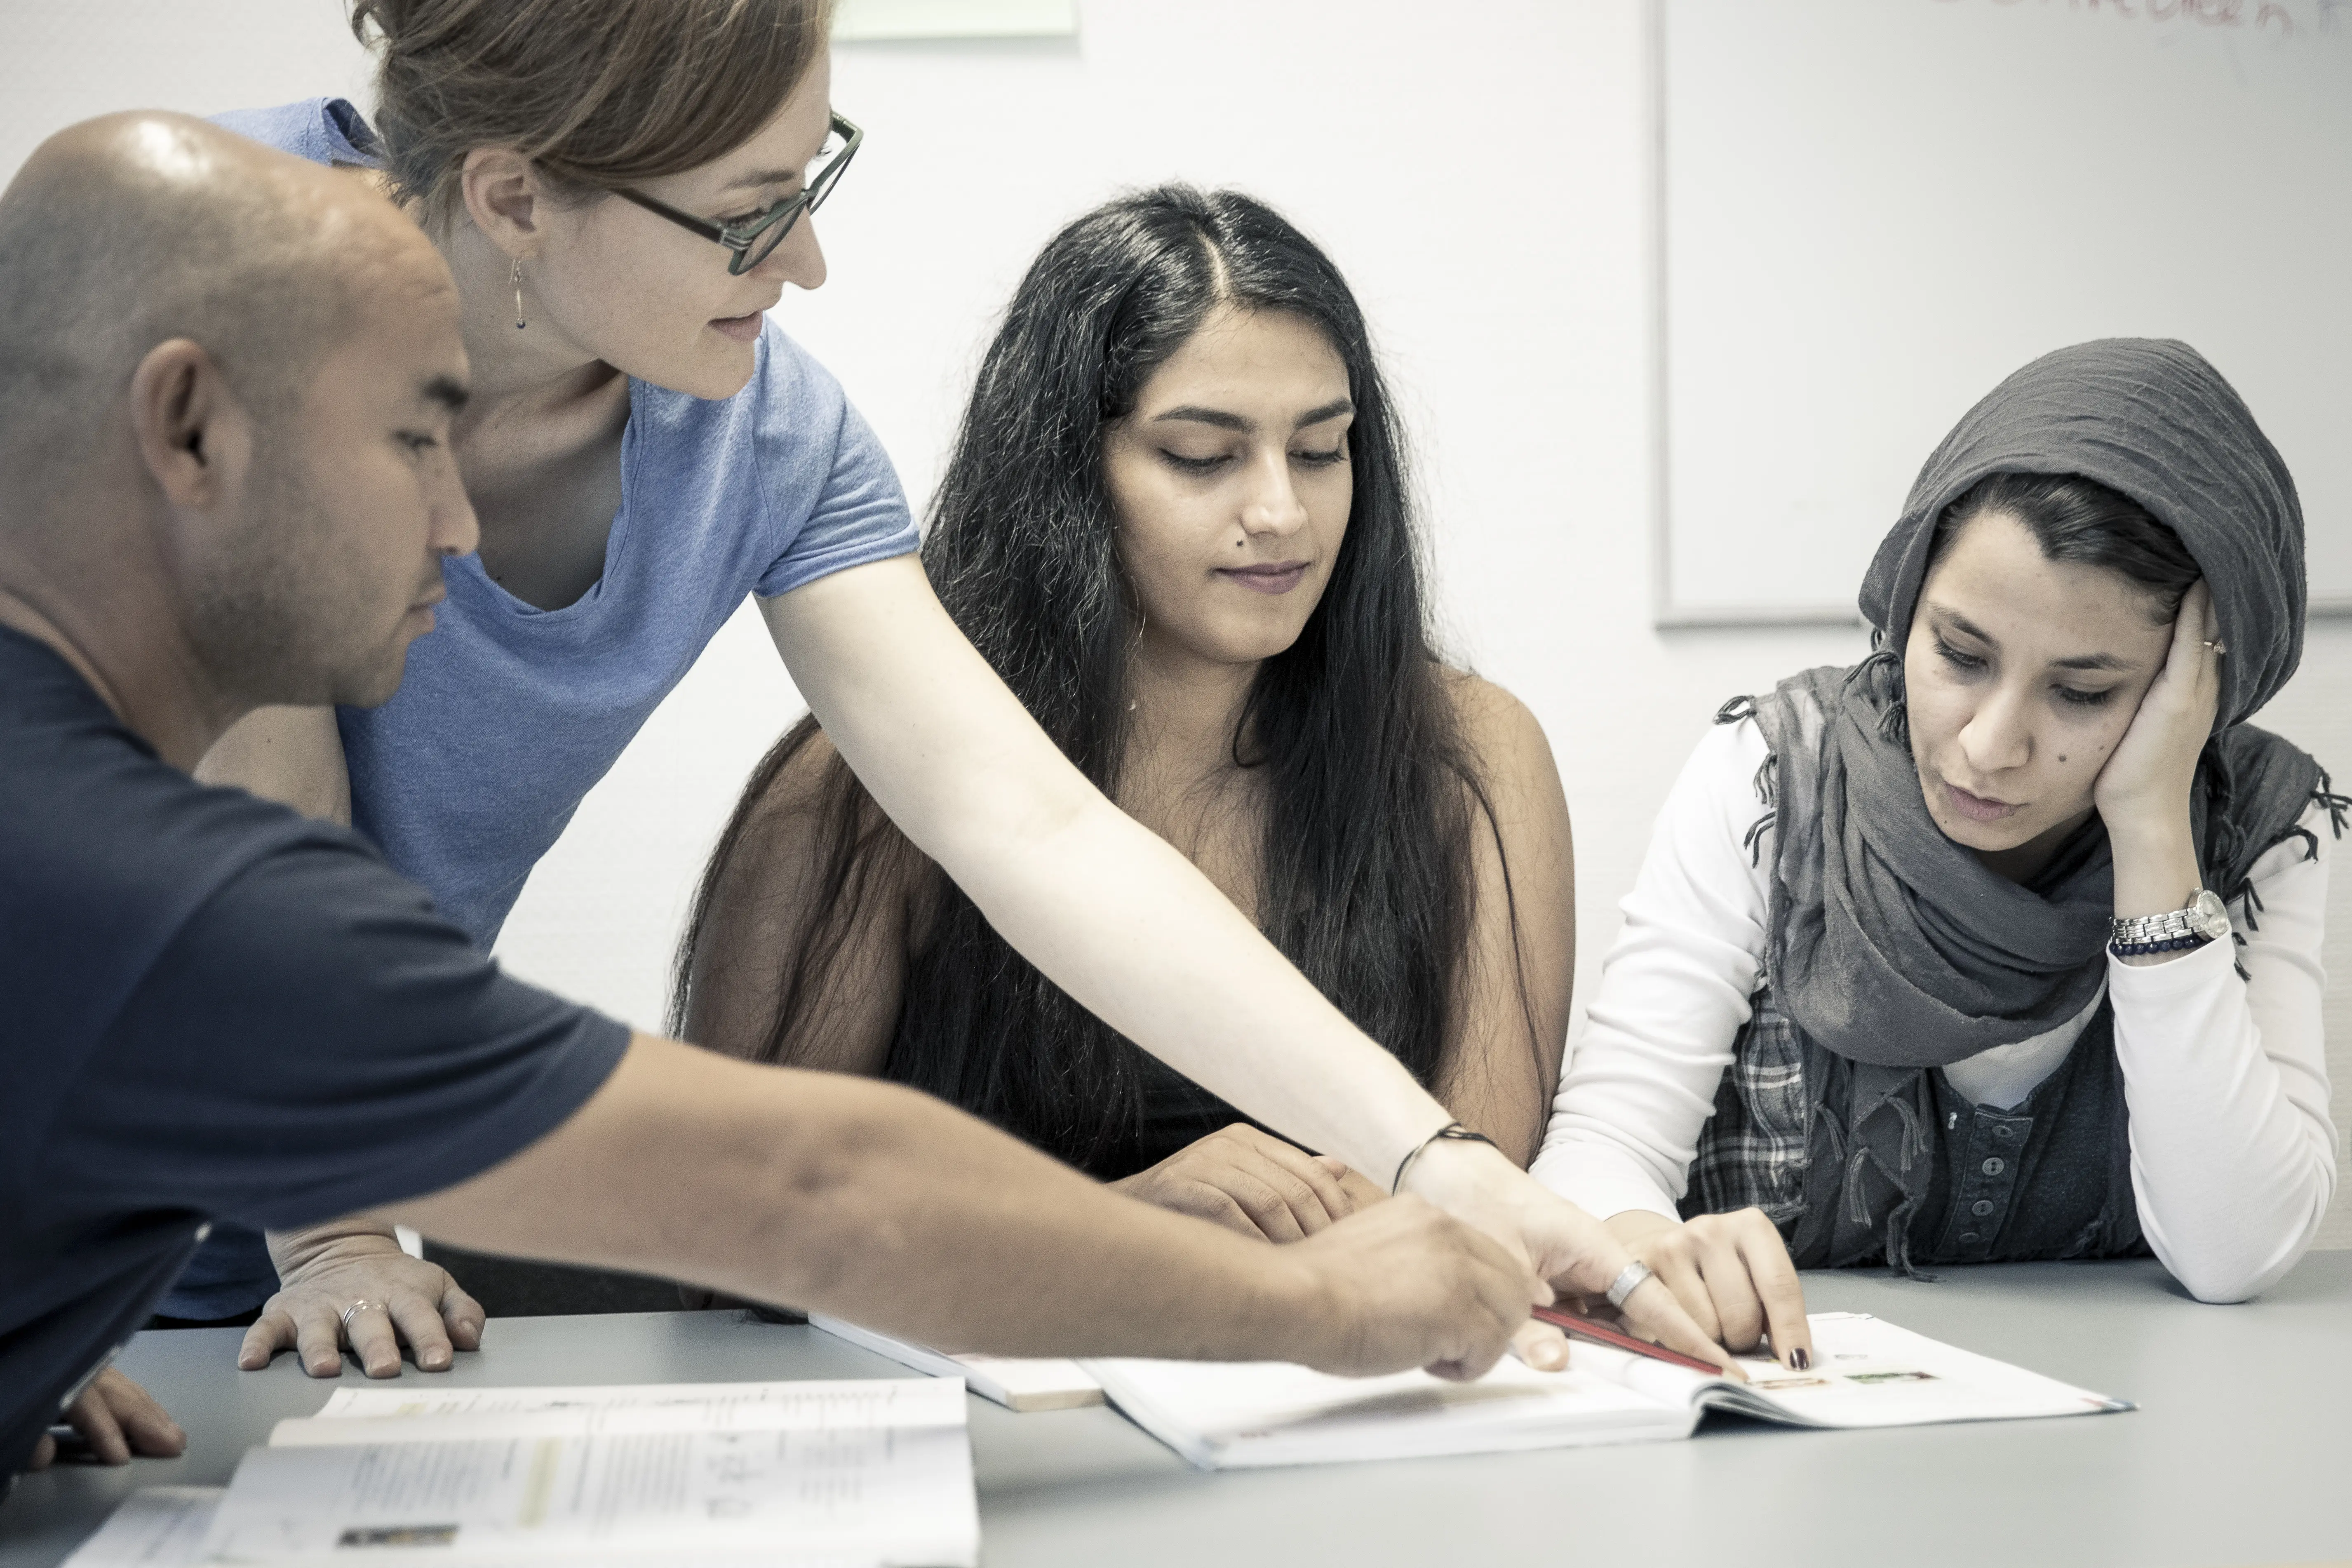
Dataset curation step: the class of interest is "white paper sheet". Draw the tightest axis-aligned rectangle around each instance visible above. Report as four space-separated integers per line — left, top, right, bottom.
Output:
1081 1354 1692 1469
308 1378 885 1424
59 1489 222 1568
809 1314 1104 1411
198 1379 977 1566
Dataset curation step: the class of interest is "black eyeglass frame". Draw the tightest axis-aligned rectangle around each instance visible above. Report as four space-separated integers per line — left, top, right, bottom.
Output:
613 113 862 276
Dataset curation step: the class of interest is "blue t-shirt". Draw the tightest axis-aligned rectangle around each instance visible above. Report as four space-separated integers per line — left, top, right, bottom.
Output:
0 629 631 1477
172 100 919 1319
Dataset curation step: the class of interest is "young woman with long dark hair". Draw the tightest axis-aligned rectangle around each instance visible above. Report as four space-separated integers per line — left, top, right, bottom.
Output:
1534 340 2339 1363
675 186 1576 1237
187 1 1718 1377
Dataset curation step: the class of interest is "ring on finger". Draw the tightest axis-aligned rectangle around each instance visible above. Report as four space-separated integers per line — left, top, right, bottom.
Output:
339 1299 378 1335
1604 1261 1656 1310
2201 639 2227 655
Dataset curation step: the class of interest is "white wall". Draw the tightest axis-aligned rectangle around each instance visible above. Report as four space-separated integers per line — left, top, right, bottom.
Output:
6 0 2347 1243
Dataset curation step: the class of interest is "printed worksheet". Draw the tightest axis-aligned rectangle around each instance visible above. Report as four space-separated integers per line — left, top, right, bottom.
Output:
59 1488 222 1567
195 1378 977 1566
1601 1313 2134 1429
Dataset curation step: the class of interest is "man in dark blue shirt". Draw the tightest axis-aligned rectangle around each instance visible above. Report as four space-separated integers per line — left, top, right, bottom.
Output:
0 114 1541 1483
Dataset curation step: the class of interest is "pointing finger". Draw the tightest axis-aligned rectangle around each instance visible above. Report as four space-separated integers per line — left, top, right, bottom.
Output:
1619 1275 1744 1380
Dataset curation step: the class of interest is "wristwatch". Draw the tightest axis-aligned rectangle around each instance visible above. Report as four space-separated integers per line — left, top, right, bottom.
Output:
2109 889 2232 958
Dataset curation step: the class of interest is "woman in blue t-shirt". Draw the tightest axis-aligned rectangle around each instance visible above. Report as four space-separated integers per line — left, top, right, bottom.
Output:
188 0 1729 1382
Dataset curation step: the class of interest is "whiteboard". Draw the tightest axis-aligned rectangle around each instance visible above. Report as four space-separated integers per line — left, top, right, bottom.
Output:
1654 0 2352 626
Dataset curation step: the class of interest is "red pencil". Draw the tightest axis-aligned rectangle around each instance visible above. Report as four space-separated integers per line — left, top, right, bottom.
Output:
1531 1302 1725 1375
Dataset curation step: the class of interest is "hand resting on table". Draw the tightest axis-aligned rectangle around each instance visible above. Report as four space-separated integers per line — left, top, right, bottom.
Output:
240 1220 485 1379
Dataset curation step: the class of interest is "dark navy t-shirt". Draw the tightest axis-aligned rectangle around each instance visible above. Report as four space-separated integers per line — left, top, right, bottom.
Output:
0 629 630 1476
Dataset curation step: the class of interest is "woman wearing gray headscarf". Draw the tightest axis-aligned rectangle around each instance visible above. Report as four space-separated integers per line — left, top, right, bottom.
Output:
1533 340 2341 1362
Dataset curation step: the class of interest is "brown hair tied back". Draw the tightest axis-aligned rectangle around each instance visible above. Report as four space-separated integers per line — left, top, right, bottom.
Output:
350 0 834 229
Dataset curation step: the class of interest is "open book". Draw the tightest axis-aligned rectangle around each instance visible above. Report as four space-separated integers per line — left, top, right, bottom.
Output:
1082 1312 2131 1469
68 1380 980 1567
808 1314 1104 1412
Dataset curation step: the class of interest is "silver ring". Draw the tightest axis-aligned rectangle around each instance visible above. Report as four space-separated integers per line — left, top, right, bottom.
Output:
339 1300 377 1334
2201 639 2227 655
1604 1261 1655 1311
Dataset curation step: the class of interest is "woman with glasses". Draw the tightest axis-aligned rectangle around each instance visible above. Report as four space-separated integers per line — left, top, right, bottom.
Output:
183 0 1727 1382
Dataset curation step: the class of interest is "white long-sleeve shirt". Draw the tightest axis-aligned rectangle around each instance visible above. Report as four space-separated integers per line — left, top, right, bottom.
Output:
1532 717 2336 1303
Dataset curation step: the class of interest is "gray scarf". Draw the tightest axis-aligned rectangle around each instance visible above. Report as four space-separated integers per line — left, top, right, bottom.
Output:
1758 338 2325 1069
1742 339 2338 1265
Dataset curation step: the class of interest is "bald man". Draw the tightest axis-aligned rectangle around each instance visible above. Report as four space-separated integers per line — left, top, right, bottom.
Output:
0 115 1540 1483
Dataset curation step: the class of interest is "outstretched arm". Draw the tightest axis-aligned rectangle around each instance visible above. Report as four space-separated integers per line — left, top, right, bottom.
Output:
760 558 1734 1372
385 1034 1537 1378
763 558 1442 1181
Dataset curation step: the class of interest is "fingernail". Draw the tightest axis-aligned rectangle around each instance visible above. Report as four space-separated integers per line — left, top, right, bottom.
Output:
1790 1347 1810 1371
1535 1342 1566 1371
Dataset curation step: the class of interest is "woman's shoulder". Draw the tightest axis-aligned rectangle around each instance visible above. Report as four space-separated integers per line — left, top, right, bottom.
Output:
207 99 380 169
730 726 863 846
1637 709 1778 878
1436 669 1553 784
720 726 934 924
626 324 912 580
1436 671 1578 837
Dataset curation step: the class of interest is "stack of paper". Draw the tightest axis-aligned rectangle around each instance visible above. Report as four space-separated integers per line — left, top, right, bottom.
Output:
65 1379 979 1567
809 1314 1104 1412
1083 1312 2129 1469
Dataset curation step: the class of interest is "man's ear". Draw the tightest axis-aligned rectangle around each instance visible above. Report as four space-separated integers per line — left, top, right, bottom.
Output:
127 338 253 513
459 146 545 261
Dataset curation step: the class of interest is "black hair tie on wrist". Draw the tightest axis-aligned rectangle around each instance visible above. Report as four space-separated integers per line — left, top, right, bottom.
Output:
1391 1121 1499 1194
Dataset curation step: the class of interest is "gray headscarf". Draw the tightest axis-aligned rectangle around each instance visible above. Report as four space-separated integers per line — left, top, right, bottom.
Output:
1726 339 2343 1274
1750 339 2329 1074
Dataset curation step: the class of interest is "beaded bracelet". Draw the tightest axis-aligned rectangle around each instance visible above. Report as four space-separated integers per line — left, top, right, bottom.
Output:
1390 1121 1499 1194
2109 931 2216 958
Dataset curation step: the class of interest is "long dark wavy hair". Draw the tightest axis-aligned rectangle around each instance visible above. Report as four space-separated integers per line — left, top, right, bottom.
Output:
672 186 1527 1173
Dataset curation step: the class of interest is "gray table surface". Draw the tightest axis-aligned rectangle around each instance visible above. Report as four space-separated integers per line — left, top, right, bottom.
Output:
3 1254 2346 1568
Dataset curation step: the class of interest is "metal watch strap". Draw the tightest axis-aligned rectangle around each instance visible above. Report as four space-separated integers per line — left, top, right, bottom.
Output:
2110 889 2229 957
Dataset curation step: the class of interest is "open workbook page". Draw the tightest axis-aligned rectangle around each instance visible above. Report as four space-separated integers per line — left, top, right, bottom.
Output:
1595 1311 2133 1429
1080 1354 1697 1469
1083 1311 2128 1469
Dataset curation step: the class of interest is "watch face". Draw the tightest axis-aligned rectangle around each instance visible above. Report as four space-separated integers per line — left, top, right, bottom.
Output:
2192 889 2232 940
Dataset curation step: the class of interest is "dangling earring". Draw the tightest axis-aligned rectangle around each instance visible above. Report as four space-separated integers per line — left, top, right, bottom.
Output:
512 257 526 330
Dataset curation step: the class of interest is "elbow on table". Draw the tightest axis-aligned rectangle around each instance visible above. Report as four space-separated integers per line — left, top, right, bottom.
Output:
2169 1261 2264 1305
2160 1232 2317 1305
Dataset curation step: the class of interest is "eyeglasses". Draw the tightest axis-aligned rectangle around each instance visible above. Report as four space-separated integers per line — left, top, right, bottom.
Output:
613 113 862 277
